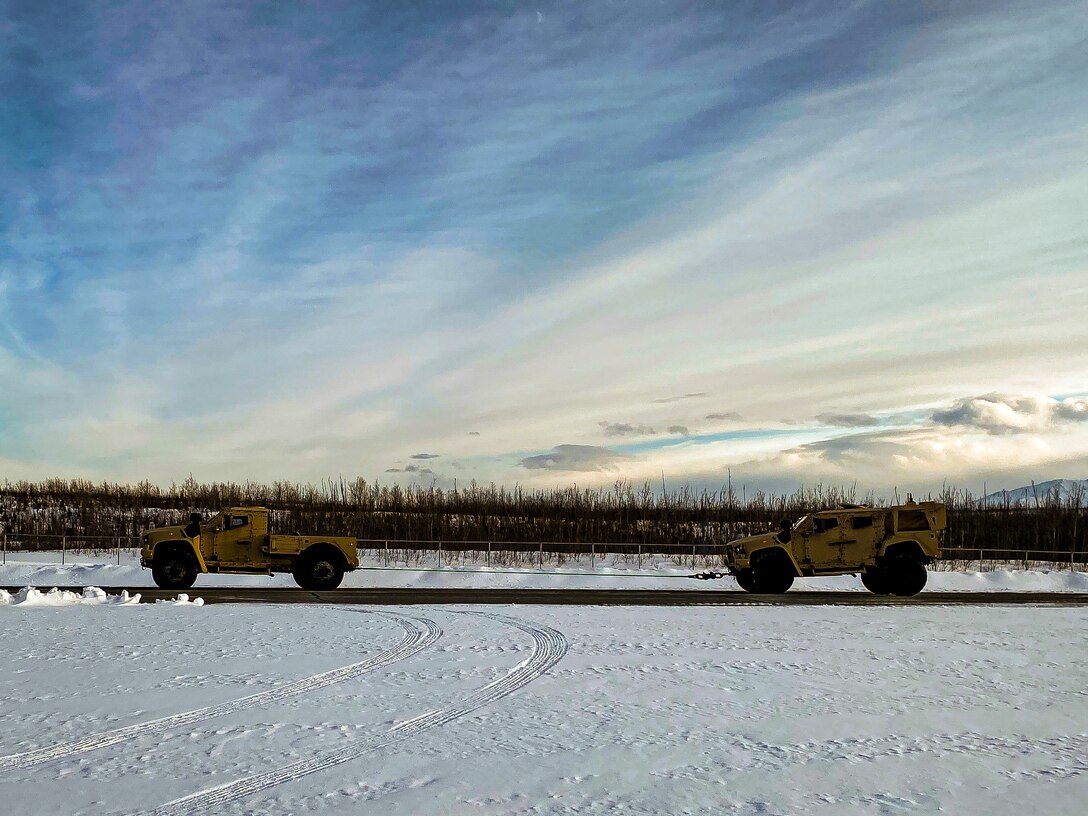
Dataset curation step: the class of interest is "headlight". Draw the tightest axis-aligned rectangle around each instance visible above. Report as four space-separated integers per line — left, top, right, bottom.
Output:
142 534 149 544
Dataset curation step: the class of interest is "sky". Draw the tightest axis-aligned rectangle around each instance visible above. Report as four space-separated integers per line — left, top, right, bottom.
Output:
1 0 1087 497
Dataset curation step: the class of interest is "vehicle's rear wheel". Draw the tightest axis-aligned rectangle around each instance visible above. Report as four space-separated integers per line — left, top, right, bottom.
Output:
885 556 928 596
860 568 891 595
734 569 757 593
750 550 795 594
293 550 346 590
151 545 198 590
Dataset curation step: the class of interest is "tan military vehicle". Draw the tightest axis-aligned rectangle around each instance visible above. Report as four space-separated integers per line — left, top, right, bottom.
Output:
725 499 945 596
141 507 359 590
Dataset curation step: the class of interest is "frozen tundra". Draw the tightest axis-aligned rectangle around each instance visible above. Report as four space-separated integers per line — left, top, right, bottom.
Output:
141 507 358 590
725 500 946 596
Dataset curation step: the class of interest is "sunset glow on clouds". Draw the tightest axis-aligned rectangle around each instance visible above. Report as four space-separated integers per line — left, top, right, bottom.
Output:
1 1 1086 494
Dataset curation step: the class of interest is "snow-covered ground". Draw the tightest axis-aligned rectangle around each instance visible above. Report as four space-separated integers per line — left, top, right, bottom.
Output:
3 550 1088 591
1 600 1086 815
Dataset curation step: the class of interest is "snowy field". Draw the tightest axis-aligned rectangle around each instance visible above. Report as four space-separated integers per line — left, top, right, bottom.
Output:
3 550 1088 592
2 598 1087 815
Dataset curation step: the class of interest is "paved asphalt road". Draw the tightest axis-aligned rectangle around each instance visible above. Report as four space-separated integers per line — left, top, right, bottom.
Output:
4 586 1088 606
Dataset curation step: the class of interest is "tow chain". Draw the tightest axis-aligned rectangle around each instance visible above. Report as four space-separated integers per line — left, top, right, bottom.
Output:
689 570 730 580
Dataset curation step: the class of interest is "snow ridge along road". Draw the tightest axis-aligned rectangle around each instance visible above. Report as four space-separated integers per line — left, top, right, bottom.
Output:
147 610 569 816
8 586 1087 605
0 610 442 771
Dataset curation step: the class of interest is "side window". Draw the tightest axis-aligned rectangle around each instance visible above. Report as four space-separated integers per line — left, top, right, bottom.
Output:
813 517 839 534
897 510 930 532
851 515 874 529
229 515 248 530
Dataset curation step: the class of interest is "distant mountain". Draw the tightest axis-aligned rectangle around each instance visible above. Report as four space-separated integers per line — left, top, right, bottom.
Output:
983 479 1088 507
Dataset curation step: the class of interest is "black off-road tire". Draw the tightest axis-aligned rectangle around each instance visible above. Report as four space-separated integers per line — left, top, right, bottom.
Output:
734 569 758 593
860 568 891 595
750 550 796 594
885 556 928 596
293 550 346 591
151 545 198 590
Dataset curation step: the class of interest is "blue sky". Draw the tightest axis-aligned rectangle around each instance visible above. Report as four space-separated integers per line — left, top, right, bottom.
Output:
1 0 1087 493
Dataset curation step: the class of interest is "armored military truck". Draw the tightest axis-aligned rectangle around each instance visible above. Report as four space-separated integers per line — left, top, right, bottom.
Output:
724 499 945 596
141 507 359 590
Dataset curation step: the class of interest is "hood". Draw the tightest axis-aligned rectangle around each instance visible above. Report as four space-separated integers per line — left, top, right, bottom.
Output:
146 525 188 543
729 532 778 551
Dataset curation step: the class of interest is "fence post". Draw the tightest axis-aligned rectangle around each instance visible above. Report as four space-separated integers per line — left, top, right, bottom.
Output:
62 534 66 565
692 542 697 569
978 546 984 573
437 539 442 567
591 542 595 570
637 543 642 569
486 541 491 568
538 541 543 569
2 533 5 566
116 536 121 566
384 540 389 567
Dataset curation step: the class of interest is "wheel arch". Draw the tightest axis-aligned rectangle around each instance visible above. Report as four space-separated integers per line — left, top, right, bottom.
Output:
880 539 928 563
153 539 207 573
298 541 349 569
750 545 801 577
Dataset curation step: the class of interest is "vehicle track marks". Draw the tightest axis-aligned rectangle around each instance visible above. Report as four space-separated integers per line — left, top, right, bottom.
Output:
0 610 442 771
148 610 568 816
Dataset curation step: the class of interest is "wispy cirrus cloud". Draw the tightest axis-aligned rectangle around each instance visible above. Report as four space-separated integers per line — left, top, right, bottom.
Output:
652 393 708 404
1 2 1086 496
599 422 656 437
816 412 880 428
705 411 743 422
520 445 631 472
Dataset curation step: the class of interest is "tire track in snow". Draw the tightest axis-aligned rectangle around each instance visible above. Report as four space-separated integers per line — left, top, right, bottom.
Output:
0 610 442 771
147 610 568 816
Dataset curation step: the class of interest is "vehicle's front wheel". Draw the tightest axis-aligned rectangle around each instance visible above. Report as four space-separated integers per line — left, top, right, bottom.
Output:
885 556 928 596
734 569 757 593
151 545 198 590
293 551 346 590
750 550 795 594
860 568 891 595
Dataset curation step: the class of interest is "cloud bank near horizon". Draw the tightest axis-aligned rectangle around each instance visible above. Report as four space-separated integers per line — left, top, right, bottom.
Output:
1 1 1087 495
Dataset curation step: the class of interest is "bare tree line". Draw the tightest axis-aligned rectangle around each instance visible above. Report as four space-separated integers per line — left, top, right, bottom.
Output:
0 477 1084 558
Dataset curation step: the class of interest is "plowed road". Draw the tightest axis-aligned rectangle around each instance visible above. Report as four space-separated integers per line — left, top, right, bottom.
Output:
4 587 1087 605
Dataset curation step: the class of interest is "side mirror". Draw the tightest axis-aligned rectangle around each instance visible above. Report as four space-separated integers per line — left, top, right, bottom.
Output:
183 512 202 539
776 519 792 544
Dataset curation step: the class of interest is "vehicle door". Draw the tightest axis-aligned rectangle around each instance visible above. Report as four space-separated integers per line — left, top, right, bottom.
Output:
199 512 225 563
838 512 884 566
802 514 843 568
215 513 256 565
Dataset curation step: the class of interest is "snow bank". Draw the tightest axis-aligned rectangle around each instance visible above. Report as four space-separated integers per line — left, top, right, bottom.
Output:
0 586 202 607
0 585 140 607
155 592 205 607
